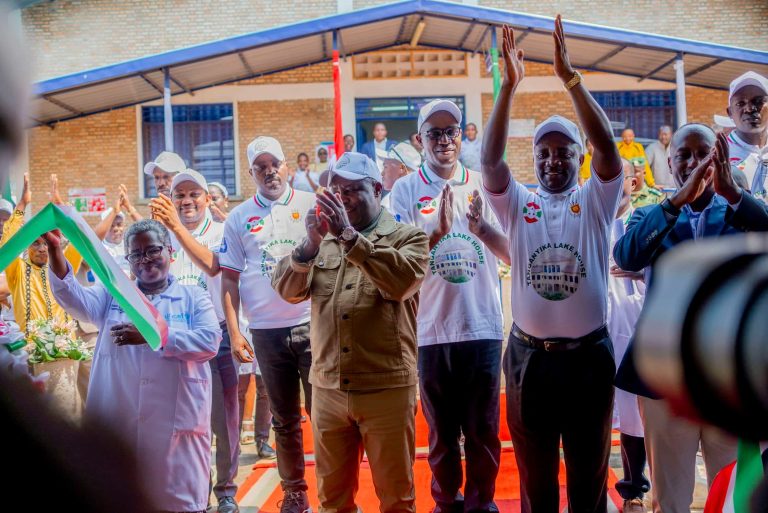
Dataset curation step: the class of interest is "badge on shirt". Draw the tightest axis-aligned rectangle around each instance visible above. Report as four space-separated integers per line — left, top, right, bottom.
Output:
290 209 302 223
416 196 437 215
246 216 264 233
569 199 581 217
219 237 228 254
523 201 542 223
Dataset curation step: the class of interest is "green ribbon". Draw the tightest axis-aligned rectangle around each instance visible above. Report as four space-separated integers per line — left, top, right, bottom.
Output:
734 440 763 513
0 203 167 350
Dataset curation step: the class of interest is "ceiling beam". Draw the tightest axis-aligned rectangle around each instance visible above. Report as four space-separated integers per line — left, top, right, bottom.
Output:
587 45 626 69
686 58 724 78
237 52 255 76
167 71 194 96
515 28 531 46
471 25 492 55
638 55 679 82
43 95 82 116
457 21 476 49
139 73 164 95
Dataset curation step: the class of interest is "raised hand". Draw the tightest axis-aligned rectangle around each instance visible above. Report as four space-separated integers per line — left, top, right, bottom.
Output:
209 202 228 222
501 24 525 90
712 132 742 204
316 189 352 238
16 172 31 212
669 152 715 209
148 193 184 233
466 189 486 236
436 184 454 239
553 14 576 83
49 174 67 206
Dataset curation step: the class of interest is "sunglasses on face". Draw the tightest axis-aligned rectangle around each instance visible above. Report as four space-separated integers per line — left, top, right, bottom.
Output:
126 245 166 265
424 126 462 141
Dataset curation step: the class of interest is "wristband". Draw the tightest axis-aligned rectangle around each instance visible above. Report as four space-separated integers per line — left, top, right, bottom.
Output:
564 71 582 91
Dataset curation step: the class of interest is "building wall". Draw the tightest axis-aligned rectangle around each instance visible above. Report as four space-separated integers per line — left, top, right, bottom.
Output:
22 0 766 81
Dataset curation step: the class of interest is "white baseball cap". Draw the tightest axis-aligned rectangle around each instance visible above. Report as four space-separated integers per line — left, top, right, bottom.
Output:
247 136 285 167
207 181 229 198
0 199 13 215
171 168 209 193
728 71 768 104
99 207 125 221
417 99 463 132
331 152 382 184
143 151 186 176
387 142 422 172
533 115 584 153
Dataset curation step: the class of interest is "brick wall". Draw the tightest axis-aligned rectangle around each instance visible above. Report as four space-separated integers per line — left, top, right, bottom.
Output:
26 107 147 220
235 62 333 85
237 99 335 199
23 0 766 81
22 0 337 80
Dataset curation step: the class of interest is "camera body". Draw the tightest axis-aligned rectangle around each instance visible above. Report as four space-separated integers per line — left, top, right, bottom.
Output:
634 233 768 440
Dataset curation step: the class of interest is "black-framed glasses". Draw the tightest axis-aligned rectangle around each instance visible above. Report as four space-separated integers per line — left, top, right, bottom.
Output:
424 126 462 141
126 245 166 265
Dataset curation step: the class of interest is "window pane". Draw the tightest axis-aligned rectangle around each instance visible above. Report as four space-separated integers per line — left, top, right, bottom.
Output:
142 104 235 197
593 91 676 141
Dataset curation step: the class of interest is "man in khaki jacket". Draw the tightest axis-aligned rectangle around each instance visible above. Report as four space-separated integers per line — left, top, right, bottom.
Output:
272 152 429 513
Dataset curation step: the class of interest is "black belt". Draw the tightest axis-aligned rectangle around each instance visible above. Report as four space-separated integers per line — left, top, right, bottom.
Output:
511 324 608 352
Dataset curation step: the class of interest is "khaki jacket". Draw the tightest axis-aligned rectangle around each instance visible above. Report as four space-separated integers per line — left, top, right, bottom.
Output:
272 209 428 391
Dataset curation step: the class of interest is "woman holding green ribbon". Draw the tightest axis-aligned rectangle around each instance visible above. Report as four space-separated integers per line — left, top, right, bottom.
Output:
46 219 222 513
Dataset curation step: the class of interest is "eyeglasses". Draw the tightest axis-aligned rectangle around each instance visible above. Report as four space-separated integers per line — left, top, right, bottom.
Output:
126 245 166 264
424 126 462 141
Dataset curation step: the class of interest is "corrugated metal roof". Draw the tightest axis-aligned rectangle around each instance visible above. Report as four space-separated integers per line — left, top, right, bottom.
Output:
31 0 768 126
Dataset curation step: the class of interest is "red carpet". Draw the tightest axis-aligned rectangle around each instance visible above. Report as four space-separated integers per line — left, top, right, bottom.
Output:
239 394 624 512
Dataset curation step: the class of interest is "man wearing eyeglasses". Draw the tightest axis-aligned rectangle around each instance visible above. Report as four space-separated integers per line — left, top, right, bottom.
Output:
148 169 241 513
389 99 510 513
219 136 316 513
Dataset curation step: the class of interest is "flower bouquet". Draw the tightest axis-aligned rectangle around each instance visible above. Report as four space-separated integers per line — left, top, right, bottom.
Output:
24 318 92 364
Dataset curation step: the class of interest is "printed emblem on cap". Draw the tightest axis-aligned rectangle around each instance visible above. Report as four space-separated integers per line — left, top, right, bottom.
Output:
246 216 265 233
251 139 270 151
523 201 542 224
416 196 437 215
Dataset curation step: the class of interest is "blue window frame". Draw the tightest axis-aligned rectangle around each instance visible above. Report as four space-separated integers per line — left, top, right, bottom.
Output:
593 91 676 141
354 96 466 147
142 104 235 197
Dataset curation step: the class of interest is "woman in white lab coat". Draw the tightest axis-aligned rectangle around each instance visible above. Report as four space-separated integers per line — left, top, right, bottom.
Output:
46 219 222 513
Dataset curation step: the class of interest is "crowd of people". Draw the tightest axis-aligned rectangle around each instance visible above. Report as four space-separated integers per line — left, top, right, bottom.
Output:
1 13 767 513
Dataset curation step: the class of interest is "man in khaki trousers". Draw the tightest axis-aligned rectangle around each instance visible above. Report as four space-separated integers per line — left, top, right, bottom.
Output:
272 152 429 513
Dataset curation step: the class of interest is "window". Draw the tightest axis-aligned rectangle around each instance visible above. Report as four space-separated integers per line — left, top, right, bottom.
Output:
593 91 676 141
142 104 235 198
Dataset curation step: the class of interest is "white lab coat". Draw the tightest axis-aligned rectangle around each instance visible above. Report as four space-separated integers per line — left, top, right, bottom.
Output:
607 208 645 437
50 266 222 512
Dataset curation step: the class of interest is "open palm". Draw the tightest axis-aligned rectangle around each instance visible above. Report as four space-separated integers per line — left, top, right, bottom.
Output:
501 24 525 90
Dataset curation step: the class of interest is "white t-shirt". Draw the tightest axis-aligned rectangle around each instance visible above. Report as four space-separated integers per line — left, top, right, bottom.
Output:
220 186 313 330
169 213 226 322
485 168 622 339
389 163 503 346
292 170 321 193
727 131 768 199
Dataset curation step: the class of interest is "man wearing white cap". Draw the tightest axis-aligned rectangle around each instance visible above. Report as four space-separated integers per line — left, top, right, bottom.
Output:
149 169 240 513
272 151 429 513
725 71 768 201
389 98 509 513
482 20 623 513
144 151 187 197
381 141 421 214
220 136 316 513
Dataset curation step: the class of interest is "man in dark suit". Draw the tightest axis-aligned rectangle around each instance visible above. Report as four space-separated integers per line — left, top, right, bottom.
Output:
360 122 397 164
614 123 768 513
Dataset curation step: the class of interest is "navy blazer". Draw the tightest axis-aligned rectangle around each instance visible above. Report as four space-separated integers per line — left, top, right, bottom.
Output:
613 192 768 397
360 139 396 162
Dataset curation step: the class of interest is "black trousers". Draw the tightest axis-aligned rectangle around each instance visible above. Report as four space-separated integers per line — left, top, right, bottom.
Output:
251 322 312 492
504 330 615 513
419 339 502 513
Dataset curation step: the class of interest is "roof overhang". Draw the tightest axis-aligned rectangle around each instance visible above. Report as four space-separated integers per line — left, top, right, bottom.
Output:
30 0 768 127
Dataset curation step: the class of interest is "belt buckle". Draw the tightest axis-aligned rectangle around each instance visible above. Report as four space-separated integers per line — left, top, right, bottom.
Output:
543 341 555 351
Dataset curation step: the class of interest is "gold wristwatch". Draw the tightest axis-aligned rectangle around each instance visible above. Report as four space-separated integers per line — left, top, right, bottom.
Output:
564 71 582 91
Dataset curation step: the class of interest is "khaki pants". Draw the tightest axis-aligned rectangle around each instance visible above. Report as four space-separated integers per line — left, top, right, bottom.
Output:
639 397 736 513
312 385 417 513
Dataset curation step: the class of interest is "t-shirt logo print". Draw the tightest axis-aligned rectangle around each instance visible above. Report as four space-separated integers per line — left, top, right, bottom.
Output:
246 216 265 233
416 196 437 214
523 201 542 223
